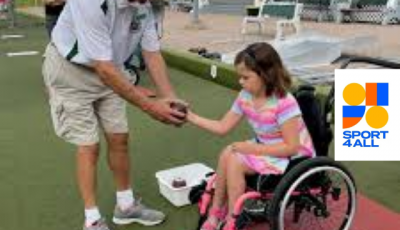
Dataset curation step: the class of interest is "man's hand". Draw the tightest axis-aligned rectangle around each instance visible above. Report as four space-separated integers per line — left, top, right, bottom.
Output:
142 98 187 126
163 98 189 126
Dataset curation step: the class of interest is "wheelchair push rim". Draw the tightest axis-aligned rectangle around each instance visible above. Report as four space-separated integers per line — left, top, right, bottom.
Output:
277 165 357 230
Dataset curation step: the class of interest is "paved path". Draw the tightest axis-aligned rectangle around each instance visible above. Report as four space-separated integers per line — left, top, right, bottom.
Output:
249 194 400 230
161 11 400 59
18 7 400 58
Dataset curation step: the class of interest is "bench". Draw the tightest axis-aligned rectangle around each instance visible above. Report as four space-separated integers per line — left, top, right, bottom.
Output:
340 7 381 22
299 0 333 22
335 0 400 25
241 0 303 40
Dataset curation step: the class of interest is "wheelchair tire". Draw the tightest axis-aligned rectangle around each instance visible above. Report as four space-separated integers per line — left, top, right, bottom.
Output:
269 157 357 230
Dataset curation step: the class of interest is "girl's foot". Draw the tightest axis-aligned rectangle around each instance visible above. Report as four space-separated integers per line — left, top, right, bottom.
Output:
222 217 235 230
200 207 227 230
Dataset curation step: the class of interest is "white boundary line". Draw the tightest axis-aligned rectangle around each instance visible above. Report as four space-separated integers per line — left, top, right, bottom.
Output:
6 51 39 57
1 34 24 39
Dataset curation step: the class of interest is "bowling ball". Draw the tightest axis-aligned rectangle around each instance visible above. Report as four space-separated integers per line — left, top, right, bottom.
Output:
170 101 188 114
172 177 187 188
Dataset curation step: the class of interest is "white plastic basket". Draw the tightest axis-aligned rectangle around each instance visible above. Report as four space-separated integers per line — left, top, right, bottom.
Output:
155 163 214 207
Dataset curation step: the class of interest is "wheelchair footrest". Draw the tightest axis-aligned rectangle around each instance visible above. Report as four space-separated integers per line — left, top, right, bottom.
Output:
234 199 270 229
235 211 253 230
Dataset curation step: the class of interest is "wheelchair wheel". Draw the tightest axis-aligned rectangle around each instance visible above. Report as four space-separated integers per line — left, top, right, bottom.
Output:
269 157 357 230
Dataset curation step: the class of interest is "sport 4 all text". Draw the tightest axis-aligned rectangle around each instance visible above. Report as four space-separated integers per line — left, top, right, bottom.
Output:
342 131 389 147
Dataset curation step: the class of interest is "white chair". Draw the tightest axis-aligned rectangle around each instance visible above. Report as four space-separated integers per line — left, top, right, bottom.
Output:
169 0 192 12
241 0 303 40
199 0 209 9
276 3 303 40
331 0 353 23
241 0 270 35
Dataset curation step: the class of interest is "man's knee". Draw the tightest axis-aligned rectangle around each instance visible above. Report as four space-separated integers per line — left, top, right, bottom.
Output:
106 133 129 153
78 144 99 154
77 144 100 163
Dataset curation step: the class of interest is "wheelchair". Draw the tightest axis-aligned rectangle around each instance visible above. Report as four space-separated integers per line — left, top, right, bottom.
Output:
189 57 400 230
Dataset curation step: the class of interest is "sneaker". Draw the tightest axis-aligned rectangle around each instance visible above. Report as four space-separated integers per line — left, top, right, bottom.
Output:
112 199 166 226
83 218 110 230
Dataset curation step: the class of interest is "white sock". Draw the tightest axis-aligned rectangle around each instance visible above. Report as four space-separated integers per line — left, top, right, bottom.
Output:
84 207 102 227
116 189 135 210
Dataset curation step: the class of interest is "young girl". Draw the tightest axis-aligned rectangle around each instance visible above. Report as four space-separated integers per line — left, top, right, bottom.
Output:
187 42 315 230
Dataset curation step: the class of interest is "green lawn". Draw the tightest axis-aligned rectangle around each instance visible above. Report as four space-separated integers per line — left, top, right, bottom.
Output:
0 20 399 230
16 0 44 7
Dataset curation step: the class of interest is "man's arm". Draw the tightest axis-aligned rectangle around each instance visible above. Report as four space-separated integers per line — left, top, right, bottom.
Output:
142 50 176 99
93 60 185 125
93 60 149 108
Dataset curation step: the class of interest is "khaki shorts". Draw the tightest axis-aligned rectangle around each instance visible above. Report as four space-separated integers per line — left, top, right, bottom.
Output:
42 44 130 145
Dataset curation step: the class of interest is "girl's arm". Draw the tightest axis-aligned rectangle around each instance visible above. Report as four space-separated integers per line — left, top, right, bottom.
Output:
231 116 301 157
188 110 242 136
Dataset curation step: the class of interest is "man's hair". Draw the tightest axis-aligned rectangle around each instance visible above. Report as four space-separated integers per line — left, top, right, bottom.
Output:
234 42 292 98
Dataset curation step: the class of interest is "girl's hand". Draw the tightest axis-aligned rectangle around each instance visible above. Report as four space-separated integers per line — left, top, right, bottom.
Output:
230 141 259 154
186 110 196 123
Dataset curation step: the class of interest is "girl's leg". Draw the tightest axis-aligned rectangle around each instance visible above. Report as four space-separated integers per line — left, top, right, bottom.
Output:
210 147 232 208
226 154 255 212
223 154 256 230
201 146 232 230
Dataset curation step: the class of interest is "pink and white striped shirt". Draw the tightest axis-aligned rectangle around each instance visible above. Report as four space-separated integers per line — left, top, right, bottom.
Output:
231 90 315 174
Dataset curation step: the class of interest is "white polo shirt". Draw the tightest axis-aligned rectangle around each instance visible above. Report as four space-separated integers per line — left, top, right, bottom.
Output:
52 0 160 67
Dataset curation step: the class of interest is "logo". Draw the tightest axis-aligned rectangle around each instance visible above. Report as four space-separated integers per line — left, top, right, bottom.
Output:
342 83 389 129
334 69 400 161
130 11 147 33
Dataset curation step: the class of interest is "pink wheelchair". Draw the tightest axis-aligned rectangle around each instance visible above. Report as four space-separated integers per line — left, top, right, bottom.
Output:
189 57 400 230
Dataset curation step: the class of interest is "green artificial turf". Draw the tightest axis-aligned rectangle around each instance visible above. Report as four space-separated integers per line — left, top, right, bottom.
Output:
0 21 399 230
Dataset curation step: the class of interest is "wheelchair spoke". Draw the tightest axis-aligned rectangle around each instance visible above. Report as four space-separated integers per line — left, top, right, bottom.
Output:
276 165 356 230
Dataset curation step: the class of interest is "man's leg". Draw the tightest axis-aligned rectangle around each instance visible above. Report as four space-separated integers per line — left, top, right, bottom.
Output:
76 144 109 229
43 43 111 230
103 131 166 226
104 133 131 192
96 95 133 210
105 133 135 211
96 94 165 226
76 144 100 209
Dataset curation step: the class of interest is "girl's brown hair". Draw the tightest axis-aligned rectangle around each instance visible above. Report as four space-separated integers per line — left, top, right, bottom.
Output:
234 42 292 98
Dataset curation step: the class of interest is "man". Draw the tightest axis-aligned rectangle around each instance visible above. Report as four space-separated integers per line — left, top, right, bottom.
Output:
0 0 7 20
43 0 65 37
42 0 186 230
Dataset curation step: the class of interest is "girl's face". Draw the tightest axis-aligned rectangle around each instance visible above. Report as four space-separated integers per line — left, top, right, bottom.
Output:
236 62 265 96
